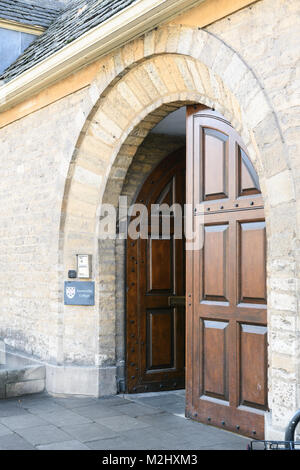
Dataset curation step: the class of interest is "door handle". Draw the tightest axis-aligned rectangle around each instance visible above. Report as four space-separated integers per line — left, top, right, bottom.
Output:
168 296 186 307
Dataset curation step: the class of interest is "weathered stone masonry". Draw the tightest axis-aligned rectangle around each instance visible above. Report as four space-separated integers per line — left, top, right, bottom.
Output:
0 0 299 439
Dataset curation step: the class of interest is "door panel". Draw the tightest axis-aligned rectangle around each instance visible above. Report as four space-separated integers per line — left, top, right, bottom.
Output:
147 238 174 293
147 309 174 370
239 324 268 409
186 106 267 439
238 221 267 304
126 148 185 393
203 224 229 302
238 146 261 196
202 320 229 401
203 128 228 200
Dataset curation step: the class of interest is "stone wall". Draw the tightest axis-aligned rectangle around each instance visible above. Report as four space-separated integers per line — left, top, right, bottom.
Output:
0 87 96 363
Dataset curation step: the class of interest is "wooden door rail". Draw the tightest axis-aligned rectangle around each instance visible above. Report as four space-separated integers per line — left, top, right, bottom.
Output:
168 296 186 307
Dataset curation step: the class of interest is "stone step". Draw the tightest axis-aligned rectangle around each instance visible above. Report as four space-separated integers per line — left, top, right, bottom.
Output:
0 364 46 399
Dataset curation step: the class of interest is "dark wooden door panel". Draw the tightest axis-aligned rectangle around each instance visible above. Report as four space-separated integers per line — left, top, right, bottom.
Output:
147 238 174 293
186 106 267 439
126 148 186 393
146 308 174 371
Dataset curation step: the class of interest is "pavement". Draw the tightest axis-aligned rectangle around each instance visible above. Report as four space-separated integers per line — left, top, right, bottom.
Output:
0 389 250 450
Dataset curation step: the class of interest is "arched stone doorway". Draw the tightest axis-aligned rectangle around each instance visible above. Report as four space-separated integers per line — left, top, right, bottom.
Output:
60 25 298 440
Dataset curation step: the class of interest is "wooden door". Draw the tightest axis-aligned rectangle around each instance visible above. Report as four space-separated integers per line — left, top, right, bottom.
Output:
186 106 267 439
126 148 186 393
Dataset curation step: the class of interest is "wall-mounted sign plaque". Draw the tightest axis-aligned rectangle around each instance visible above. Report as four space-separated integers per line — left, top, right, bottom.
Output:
64 281 95 306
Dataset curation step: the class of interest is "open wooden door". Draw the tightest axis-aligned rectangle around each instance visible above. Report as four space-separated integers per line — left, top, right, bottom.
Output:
186 106 267 439
126 148 186 393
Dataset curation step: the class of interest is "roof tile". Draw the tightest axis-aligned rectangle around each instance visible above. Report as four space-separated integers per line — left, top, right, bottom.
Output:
0 0 60 28
0 0 138 83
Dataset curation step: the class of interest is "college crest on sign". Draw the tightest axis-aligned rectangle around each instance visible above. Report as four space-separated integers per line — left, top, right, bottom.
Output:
64 281 95 305
66 286 76 299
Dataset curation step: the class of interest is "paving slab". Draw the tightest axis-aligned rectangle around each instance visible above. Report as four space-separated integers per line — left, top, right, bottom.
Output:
0 403 30 417
169 429 242 449
136 411 192 431
36 409 93 426
119 426 190 450
61 422 118 443
0 422 12 437
16 424 73 446
0 413 47 430
9 392 49 404
110 402 162 418
167 419 248 444
0 433 35 450
87 436 163 450
52 397 98 409
157 402 185 415
97 396 130 406
75 403 124 420
20 400 65 414
198 440 248 450
37 440 90 450
133 394 184 408
10 392 47 400
98 415 151 432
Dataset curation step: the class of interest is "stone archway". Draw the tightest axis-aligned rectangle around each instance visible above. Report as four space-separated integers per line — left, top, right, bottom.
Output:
60 25 298 439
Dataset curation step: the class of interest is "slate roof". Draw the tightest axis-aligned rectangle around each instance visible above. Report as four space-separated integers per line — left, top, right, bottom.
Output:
0 0 138 83
0 0 60 29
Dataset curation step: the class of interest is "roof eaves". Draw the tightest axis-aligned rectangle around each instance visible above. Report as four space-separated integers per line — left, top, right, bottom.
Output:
0 0 204 112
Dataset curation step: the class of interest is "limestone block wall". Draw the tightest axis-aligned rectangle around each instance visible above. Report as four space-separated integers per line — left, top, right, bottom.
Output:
0 87 95 363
